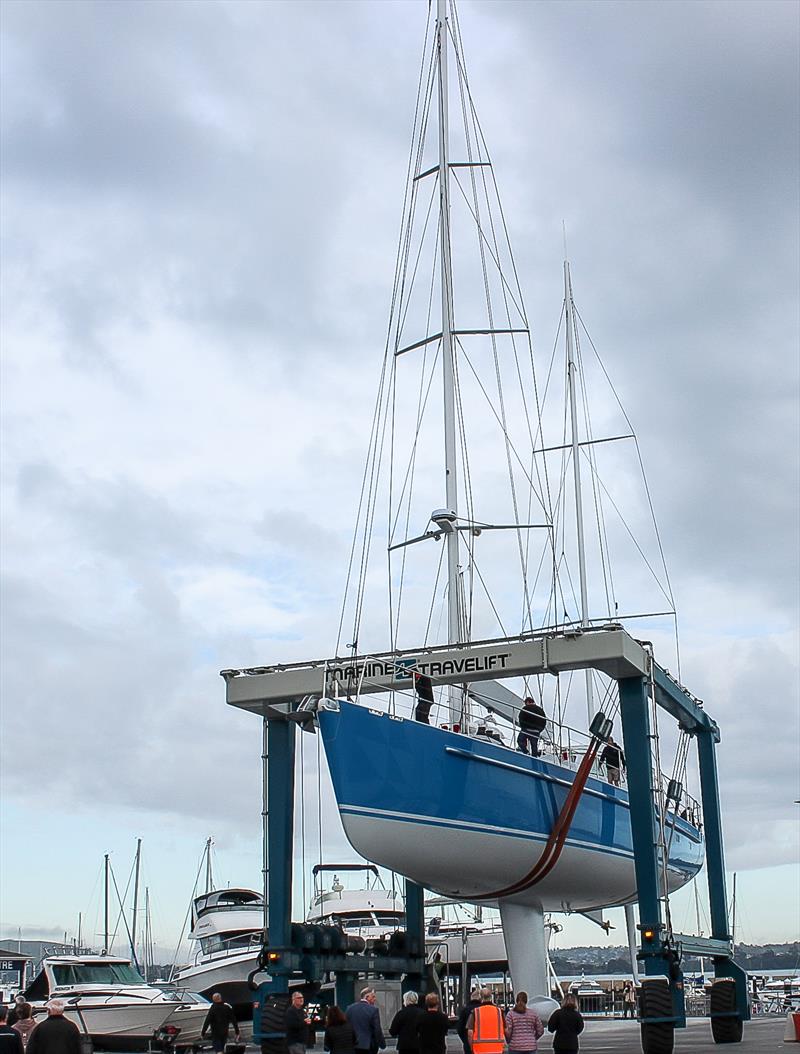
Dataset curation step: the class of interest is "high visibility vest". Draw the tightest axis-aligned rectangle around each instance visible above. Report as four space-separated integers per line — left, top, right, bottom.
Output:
471 1004 505 1053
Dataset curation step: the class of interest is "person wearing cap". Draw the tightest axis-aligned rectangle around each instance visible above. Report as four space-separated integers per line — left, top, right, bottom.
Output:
26 1001 80 1054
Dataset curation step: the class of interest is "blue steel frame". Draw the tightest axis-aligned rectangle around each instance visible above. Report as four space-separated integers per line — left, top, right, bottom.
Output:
619 669 749 1033
252 715 426 1043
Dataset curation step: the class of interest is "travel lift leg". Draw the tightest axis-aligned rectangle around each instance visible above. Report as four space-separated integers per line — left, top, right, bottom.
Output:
619 675 748 1053
251 710 426 1049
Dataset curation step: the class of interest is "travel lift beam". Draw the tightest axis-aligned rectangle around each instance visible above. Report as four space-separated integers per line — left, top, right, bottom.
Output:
247 714 427 1046
225 624 749 1051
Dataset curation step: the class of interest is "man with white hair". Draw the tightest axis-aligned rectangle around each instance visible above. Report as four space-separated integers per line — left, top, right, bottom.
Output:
26 1002 80 1054
346 987 385 1054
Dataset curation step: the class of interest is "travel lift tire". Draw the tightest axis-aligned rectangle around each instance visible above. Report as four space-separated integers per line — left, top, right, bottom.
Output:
639 977 675 1054
710 978 744 1044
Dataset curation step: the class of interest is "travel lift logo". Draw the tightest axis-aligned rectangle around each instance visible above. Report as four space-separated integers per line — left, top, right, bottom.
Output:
326 651 511 688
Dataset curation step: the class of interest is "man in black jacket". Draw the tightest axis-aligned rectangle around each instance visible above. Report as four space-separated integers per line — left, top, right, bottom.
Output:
201 993 240 1053
518 698 547 756
0 1007 24 1054
455 990 480 1054
25 1001 80 1054
284 992 310 1054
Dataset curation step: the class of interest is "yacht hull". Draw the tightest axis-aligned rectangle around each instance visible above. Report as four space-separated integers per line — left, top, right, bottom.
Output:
174 952 259 1022
31 1002 175 1052
319 701 704 911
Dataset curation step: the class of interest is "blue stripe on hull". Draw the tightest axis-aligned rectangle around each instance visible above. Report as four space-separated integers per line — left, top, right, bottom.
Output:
319 700 704 908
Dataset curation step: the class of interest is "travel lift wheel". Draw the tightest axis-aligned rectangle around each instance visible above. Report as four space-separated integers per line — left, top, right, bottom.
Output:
639 977 675 1054
710 978 744 1044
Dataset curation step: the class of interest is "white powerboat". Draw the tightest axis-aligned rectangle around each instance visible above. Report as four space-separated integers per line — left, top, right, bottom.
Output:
24 956 207 1052
306 864 404 947
173 888 265 1022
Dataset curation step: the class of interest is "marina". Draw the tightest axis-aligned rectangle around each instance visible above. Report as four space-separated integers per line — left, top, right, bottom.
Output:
1 3 798 1054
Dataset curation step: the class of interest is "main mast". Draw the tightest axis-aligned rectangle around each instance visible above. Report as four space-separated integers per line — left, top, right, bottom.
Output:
436 0 461 718
564 259 594 724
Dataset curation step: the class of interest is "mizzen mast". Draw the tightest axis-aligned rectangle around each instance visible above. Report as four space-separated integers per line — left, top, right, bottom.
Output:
564 256 595 724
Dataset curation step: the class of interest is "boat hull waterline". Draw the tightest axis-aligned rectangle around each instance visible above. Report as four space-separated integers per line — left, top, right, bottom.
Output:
319 701 704 912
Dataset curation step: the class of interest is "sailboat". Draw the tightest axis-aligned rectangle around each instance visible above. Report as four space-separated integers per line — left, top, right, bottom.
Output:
224 0 705 1017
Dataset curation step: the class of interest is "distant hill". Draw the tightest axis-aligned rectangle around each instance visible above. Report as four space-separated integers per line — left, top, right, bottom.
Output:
550 942 799 975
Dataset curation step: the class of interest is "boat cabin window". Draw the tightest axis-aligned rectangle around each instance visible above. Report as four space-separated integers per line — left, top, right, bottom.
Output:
51 963 146 986
374 914 402 927
335 913 376 928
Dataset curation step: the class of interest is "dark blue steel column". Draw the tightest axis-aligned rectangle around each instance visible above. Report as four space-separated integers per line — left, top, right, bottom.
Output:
696 728 749 1017
404 880 426 992
267 716 297 992
618 675 670 975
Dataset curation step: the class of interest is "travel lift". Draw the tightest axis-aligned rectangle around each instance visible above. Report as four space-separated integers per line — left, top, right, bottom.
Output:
224 626 749 1054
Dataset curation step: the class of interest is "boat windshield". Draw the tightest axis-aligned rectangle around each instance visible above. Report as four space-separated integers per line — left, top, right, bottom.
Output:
52 963 146 986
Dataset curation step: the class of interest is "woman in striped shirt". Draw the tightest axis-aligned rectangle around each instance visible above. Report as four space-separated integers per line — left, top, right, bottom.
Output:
504 992 544 1054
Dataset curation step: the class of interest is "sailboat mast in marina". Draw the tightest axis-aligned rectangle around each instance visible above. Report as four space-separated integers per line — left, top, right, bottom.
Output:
224 0 710 1018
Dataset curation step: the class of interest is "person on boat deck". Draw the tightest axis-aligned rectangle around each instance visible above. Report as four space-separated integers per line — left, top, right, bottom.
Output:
346 987 386 1054
466 989 505 1054
0 1007 24 1054
456 990 482 1054
517 697 547 756
285 992 311 1054
25 1001 80 1054
414 673 435 724
415 993 449 1054
600 736 625 786
389 991 423 1054
201 992 240 1053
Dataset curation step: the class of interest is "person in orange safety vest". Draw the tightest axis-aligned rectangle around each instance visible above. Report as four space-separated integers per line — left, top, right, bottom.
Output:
467 990 505 1054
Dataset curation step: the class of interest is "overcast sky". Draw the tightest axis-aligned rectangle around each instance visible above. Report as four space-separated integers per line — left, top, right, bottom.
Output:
1 0 798 961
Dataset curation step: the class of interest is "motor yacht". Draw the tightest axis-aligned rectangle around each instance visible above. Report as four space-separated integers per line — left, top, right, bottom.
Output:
24 955 207 1052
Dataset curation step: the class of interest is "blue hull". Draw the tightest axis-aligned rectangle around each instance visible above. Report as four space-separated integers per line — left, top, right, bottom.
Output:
319 700 704 911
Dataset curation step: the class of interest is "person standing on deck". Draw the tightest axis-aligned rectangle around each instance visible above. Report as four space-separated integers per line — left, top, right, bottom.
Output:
201 993 240 1054
414 674 435 724
467 990 505 1054
346 987 385 1054
600 736 625 786
517 698 547 756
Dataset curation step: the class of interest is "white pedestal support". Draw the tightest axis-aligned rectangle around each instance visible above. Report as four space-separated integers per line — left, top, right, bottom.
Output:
499 899 560 1022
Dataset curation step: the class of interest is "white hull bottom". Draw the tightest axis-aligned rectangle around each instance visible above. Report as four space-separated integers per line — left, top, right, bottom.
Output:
174 952 259 1019
31 1003 174 1050
341 812 688 911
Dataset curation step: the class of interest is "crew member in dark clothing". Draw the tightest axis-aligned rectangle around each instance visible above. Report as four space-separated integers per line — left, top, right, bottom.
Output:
455 990 481 1054
415 994 449 1054
0 1008 24 1054
323 1006 355 1054
26 1002 80 1054
201 993 240 1053
518 697 547 756
414 674 435 724
389 992 423 1054
285 992 311 1054
600 736 625 786
547 994 584 1053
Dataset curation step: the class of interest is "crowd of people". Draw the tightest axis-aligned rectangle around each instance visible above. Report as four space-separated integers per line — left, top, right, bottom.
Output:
295 984 586 1054
0 999 81 1054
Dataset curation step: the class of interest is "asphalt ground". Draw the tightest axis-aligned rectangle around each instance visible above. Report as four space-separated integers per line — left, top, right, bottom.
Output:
436 1015 791 1052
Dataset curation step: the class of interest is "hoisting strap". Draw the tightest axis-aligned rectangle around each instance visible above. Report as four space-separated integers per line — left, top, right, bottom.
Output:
473 738 603 900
